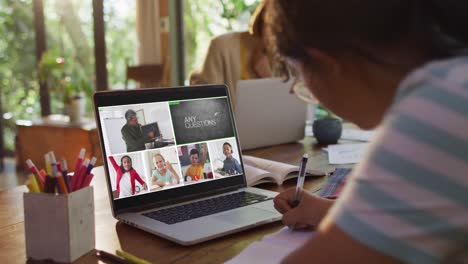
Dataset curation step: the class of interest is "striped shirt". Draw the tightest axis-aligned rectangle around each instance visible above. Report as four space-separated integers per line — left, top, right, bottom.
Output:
329 56 468 264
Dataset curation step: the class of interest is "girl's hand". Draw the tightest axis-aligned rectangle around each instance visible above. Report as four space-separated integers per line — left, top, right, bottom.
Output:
274 188 334 229
166 161 174 171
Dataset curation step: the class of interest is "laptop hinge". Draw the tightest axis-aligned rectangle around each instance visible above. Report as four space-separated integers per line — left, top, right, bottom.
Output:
115 185 245 214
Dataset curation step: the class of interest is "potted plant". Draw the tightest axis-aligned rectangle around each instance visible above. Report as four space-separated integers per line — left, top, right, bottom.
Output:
312 105 343 145
38 49 92 123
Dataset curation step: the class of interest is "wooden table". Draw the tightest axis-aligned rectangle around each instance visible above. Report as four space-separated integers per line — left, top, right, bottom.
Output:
15 116 103 171
0 139 328 264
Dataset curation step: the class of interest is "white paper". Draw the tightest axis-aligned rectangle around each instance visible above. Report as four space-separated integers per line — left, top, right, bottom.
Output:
327 143 369 164
340 129 374 142
226 227 314 264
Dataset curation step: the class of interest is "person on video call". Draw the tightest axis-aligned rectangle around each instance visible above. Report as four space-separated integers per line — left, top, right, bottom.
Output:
151 153 180 187
109 155 147 199
265 0 468 263
185 143 208 182
189 0 271 107
121 109 161 152
221 142 242 175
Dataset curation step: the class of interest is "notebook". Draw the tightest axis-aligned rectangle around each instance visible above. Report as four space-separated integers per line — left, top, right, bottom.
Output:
235 78 307 150
94 85 281 245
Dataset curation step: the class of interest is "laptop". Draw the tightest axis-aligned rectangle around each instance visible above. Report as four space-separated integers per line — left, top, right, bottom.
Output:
94 85 281 245
235 78 307 150
141 122 161 138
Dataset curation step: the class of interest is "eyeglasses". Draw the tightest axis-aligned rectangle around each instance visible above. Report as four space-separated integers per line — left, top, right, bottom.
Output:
278 59 318 104
290 80 318 104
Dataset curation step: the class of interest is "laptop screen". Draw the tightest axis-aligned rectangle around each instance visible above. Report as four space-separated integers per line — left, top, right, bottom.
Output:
94 86 246 212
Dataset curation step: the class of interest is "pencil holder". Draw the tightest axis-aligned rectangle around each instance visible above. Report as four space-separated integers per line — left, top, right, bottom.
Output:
23 186 95 263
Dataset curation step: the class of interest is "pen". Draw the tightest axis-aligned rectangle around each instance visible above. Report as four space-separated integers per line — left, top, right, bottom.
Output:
49 152 63 194
86 157 97 175
57 162 69 193
72 148 86 183
56 172 69 194
73 148 86 175
96 250 133 264
39 169 47 180
72 158 89 191
78 157 96 189
26 174 40 193
44 173 56 194
61 159 71 192
25 159 44 191
45 153 52 176
57 161 63 175
81 173 94 188
49 152 58 176
116 249 152 264
291 153 309 208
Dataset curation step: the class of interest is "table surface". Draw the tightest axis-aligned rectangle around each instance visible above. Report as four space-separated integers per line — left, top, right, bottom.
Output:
1 137 330 264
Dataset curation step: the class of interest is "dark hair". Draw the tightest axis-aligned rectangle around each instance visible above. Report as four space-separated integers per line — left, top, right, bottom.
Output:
120 155 133 172
266 0 468 71
223 142 233 153
125 109 136 121
189 148 199 157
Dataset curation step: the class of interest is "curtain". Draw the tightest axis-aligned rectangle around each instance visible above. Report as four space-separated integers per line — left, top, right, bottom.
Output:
136 0 162 64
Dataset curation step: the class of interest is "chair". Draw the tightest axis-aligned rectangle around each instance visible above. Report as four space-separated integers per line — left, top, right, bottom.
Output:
125 57 170 89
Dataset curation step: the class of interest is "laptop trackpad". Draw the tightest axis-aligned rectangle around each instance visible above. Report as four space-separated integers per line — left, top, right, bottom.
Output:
214 207 276 225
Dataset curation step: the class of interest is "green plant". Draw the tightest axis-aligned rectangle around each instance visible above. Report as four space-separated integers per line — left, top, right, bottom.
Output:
315 105 341 120
38 49 92 105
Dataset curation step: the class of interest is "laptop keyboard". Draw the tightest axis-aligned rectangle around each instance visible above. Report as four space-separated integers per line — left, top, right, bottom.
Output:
142 191 272 225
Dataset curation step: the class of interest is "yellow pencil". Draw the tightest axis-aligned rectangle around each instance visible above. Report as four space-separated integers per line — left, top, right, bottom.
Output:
116 249 152 264
26 174 40 193
45 153 52 175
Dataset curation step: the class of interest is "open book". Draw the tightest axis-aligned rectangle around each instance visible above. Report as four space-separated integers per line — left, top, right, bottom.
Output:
242 155 330 186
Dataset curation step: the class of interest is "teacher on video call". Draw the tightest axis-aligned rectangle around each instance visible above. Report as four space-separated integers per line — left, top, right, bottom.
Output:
121 109 155 152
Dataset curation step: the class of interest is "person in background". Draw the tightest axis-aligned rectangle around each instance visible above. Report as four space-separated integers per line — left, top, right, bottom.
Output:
151 153 180 187
185 143 208 182
221 142 242 175
189 0 271 106
109 155 147 199
265 0 468 263
121 109 154 152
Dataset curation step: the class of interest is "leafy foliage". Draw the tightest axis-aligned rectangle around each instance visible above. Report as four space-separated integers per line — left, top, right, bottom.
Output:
0 0 256 153
0 0 136 152
38 49 93 104
0 0 38 151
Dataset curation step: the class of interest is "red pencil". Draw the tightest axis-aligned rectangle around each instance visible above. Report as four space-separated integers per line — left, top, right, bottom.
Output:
78 157 97 189
25 159 44 191
72 158 89 191
81 173 94 188
71 148 86 190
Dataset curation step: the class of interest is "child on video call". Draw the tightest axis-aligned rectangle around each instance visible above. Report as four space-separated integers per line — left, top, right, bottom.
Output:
151 153 180 187
185 143 208 182
222 142 242 175
109 155 147 198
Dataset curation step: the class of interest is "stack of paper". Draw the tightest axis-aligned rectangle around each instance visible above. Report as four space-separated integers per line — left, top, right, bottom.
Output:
340 128 374 142
226 227 314 264
326 143 369 164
